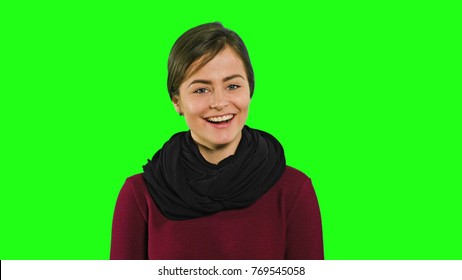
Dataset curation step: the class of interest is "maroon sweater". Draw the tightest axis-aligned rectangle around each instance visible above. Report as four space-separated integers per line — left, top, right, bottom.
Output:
110 166 324 259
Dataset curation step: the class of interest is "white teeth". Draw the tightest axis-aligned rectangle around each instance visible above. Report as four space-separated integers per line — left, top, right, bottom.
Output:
207 114 233 123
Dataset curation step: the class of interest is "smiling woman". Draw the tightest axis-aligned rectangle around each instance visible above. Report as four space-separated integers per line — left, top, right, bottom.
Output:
110 22 324 260
174 47 250 164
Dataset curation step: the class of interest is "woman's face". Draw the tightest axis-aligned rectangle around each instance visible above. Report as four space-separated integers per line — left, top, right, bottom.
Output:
173 46 250 152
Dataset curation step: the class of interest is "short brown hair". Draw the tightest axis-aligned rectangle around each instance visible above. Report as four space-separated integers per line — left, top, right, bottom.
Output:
167 22 255 99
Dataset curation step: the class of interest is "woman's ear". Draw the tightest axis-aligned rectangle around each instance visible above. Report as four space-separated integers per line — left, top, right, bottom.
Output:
172 95 182 114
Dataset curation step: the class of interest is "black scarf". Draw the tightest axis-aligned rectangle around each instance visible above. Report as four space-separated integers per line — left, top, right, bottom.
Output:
142 126 285 220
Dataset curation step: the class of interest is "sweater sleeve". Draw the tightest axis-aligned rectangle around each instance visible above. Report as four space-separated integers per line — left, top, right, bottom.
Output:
285 177 324 259
110 177 148 260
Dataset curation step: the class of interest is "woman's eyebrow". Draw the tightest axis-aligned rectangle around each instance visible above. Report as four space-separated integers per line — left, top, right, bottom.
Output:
223 74 245 82
188 79 212 87
188 74 245 88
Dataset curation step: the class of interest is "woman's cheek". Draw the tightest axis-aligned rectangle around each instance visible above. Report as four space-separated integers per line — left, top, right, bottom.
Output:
183 98 198 113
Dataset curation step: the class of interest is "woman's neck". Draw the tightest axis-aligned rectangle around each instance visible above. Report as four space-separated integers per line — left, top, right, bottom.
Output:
197 145 235 164
194 133 242 165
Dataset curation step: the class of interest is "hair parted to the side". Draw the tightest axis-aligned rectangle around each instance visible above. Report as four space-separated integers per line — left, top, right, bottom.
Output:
167 22 255 99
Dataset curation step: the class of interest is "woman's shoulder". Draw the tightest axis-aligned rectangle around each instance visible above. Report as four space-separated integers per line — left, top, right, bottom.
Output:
118 173 150 199
278 166 313 187
114 173 152 216
124 173 147 187
273 166 319 216
273 166 315 200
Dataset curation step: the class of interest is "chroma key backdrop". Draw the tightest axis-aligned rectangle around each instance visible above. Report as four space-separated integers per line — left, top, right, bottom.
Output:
1 1 461 259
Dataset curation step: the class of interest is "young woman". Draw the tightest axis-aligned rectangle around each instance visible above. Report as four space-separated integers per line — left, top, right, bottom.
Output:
110 22 324 260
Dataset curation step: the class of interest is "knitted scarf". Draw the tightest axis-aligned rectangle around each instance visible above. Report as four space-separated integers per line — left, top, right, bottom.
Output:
142 126 285 220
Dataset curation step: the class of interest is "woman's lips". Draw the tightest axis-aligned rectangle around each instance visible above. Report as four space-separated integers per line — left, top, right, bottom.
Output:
205 114 235 128
206 114 234 122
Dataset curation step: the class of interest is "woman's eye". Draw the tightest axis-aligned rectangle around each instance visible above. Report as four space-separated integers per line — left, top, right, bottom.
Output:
193 88 209 94
227 84 241 90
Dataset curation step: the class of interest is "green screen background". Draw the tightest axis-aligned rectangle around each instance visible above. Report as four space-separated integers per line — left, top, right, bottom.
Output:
1 1 460 259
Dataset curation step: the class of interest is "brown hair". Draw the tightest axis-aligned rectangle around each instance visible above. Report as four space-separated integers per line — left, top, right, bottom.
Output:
167 22 255 99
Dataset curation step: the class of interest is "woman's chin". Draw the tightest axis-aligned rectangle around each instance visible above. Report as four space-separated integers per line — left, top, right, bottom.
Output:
209 136 238 147
200 131 242 150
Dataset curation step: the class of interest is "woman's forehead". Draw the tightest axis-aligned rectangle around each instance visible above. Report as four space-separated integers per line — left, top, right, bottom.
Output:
184 47 245 81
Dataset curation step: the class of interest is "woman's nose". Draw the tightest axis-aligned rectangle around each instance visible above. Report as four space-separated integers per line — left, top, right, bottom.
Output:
210 89 229 110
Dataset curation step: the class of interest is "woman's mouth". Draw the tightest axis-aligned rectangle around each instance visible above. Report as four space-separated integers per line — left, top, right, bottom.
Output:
206 114 234 124
205 114 235 128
